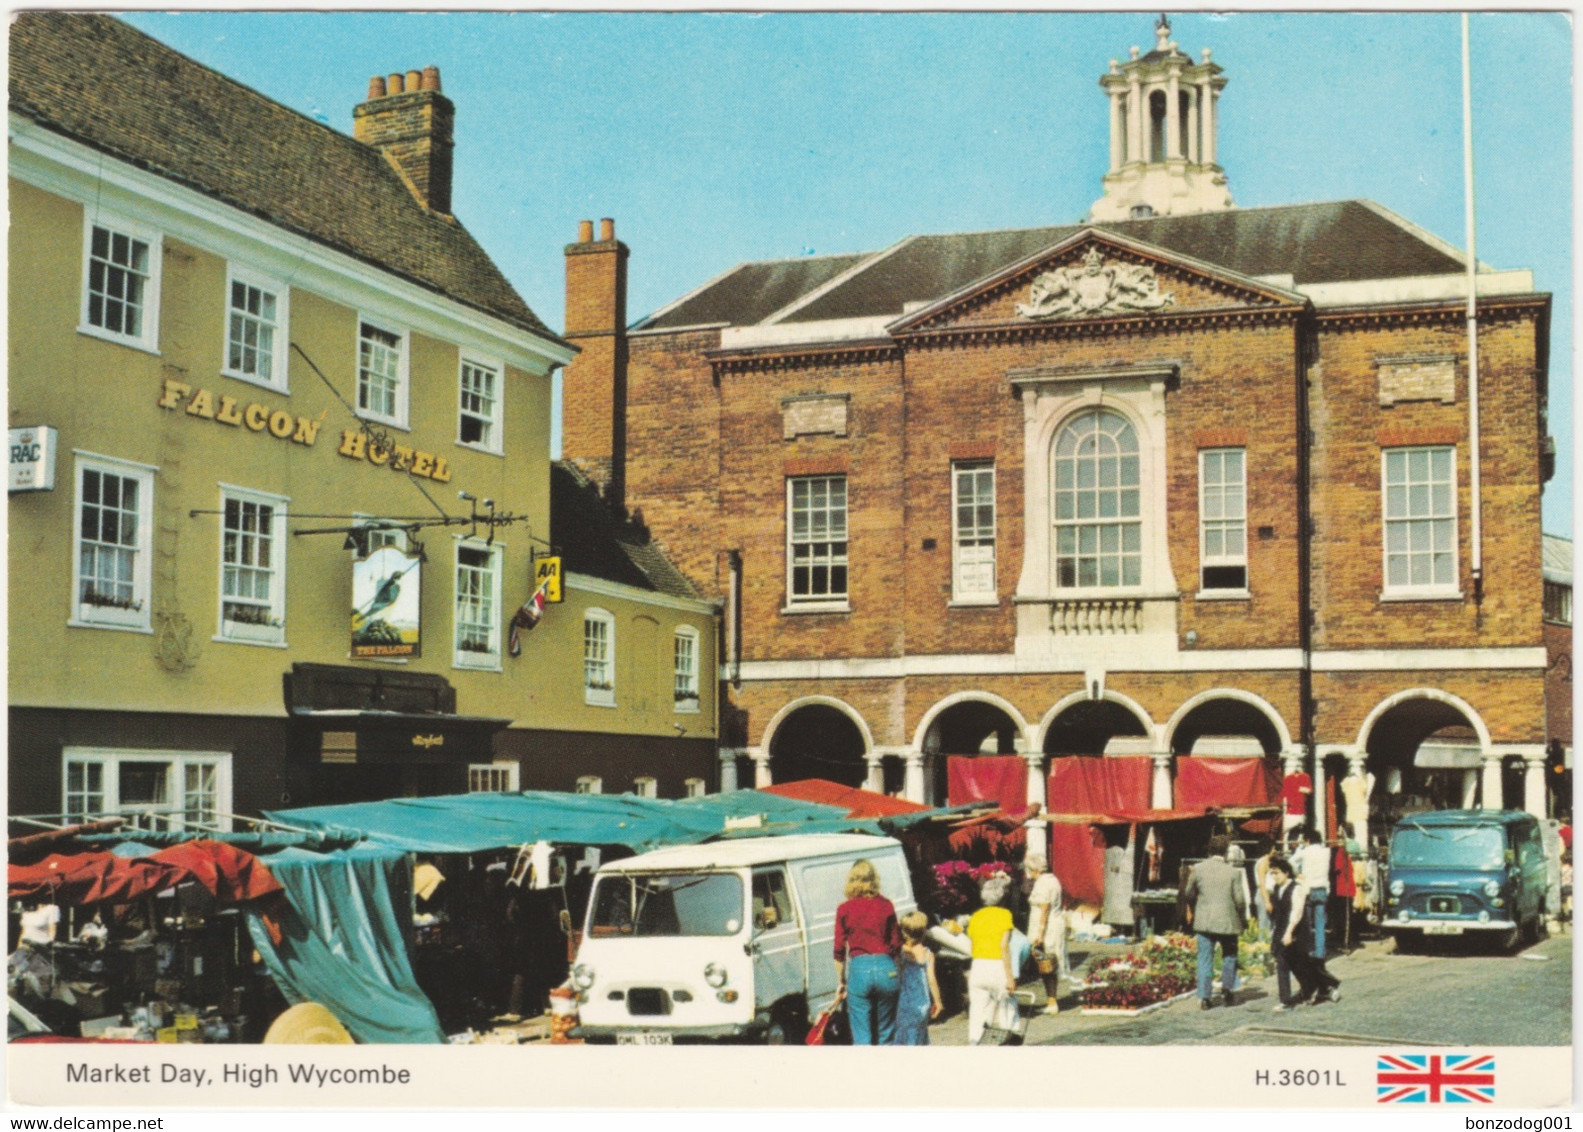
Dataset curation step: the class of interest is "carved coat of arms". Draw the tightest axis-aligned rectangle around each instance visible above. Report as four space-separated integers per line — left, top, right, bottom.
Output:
1016 246 1175 320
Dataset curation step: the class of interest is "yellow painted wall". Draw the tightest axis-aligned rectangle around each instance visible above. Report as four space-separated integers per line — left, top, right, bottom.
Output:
509 580 717 737
7 178 718 739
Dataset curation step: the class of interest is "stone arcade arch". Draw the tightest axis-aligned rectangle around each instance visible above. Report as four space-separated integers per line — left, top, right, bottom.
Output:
1037 690 1153 756
1164 689 1290 756
761 696 874 789
914 692 1031 808
1352 689 1494 841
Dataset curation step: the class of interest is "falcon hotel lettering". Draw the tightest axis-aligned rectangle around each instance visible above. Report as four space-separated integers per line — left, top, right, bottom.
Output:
157 376 452 481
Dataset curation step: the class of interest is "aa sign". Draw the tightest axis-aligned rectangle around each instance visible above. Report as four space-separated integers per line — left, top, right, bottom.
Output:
534 556 563 603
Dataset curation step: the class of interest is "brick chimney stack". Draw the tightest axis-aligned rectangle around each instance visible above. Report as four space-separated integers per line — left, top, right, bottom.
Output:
354 65 454 215
562 217 630 508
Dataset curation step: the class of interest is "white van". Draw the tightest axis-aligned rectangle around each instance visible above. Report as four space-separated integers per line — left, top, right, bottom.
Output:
569 833 916 1044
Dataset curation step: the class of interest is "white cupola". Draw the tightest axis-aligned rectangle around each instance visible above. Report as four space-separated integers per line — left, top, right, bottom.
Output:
1090 15 1234 221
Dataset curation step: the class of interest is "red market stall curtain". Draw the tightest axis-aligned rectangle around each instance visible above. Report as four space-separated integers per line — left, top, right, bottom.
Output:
1173 757 1279 811
947 755 1026 811
1048 822 1108 905
1046 755 1151 815
9 841 283 906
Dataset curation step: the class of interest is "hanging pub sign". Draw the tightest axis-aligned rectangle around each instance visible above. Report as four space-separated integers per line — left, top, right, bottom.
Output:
8 426 57 492
351 546 423 658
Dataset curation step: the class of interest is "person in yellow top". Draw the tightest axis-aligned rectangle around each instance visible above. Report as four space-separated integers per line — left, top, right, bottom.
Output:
964 875 1017 1044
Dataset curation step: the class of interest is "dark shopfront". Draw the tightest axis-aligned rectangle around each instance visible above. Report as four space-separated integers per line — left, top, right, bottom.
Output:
283 664 510 807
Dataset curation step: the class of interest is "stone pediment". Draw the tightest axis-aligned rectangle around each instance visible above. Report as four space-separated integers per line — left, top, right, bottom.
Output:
887 229 1306 336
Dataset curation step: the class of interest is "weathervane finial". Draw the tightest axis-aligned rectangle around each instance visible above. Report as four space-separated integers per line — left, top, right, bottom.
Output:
1155 13 1171 50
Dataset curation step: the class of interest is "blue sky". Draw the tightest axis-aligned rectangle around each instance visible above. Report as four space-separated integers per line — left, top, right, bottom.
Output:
119 10 1574 536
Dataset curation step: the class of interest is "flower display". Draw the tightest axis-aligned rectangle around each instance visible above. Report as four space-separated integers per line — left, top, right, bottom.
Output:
1080 933 1197 1012
926 859 1015 916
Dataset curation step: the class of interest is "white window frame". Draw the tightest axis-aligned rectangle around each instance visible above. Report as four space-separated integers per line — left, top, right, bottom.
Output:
1381 445 1460 599
469 762 520 793
216 483 289 647
61 748 232 833
786 474 850 610
1198 447 1249 596
575 776 603 795
1052 408 1143 590
457 352 504 454
356 315 410 430
70 452 156 633
453 538 503 670
673 626 701 712
78 211 161 353
951 460 998 604
584 608 616 706
221 263 290 392
684 777 707 798
352 512 408 555
632 776 658 799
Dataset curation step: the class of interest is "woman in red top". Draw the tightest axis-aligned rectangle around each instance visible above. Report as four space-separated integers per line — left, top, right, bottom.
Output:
833 859 902 1045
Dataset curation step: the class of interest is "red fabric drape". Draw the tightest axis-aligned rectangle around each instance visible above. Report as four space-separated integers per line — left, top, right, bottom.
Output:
1048 822 1108 905
947 755 1026 810
1046 755 1151 815
1173 757 1279 810
9 841 282 905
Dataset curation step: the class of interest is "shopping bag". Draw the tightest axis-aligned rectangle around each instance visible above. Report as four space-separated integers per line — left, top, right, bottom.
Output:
806 990 848 1046
978 991 1030 1047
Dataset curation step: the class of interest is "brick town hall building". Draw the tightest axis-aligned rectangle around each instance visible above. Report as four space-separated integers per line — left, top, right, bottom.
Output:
562 18 1562 840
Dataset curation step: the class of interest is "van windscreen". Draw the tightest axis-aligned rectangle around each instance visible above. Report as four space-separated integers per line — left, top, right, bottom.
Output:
1391 824 1505 870
589 872 744 937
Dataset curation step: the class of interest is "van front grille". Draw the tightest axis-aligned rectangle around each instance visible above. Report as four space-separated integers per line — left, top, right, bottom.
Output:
626 988 671 1016
1427 895 1463 915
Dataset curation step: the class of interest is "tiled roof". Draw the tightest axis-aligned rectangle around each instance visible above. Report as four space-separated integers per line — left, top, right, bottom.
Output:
636 252 871 332
641 201 1470 330
10 12 560 343
550 462 704 603
1543 533 1572 585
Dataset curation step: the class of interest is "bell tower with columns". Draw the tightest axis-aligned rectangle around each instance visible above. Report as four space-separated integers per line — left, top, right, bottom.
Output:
1091 15 1234 221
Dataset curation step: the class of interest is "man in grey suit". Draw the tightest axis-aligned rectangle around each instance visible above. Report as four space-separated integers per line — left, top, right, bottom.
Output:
1184 834 1249 1009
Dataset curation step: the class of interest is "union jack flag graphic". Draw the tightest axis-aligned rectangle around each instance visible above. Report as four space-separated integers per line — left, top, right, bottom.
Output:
1376 1054 1496 1103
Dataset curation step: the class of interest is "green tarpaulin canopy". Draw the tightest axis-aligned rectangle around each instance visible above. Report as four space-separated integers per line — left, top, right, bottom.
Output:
264 789 934 854
244 844 445 1045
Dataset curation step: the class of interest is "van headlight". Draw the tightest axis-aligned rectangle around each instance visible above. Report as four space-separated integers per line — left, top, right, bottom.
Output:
703 963 729 988
1390 879 1404 896
572 963 596 990
1483 880 1501 897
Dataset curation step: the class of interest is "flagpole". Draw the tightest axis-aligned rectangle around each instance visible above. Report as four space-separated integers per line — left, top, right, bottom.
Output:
1462 13 1483 604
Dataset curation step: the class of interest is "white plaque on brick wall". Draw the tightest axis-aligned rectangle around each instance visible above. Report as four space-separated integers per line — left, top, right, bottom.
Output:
781 394 849 439
1377 355 1456 407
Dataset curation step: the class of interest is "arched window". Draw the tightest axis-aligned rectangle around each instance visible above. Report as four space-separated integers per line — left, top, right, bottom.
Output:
1053 409 1141 588
1148 90 1167 163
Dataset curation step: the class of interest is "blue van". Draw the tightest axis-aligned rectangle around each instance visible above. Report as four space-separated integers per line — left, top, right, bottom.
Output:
1384 809 1550 951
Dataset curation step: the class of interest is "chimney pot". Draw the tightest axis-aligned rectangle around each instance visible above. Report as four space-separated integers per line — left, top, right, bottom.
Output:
599 218 615 241
578 219 594 243
421 65 442 92
406 70 423 93
367 75 387 99
387 72 404 95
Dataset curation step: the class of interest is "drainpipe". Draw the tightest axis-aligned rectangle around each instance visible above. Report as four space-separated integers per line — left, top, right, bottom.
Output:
1462 14 1484 609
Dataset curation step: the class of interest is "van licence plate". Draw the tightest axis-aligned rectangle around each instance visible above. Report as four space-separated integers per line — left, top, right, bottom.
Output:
1422 923 1464 935
617 1031 673 1045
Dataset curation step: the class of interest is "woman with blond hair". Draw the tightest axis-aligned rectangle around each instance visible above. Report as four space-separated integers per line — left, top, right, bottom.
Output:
833 859 902 1045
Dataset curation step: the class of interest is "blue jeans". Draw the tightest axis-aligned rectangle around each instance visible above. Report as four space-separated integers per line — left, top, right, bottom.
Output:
1195 932 1239 1002
1306 889 1329 958
846 954 900 1045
